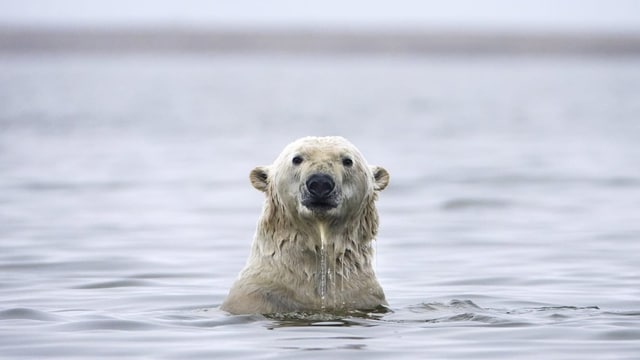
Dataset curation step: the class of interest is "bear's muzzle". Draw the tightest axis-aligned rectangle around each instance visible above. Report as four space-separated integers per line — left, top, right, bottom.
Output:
302 173 339 211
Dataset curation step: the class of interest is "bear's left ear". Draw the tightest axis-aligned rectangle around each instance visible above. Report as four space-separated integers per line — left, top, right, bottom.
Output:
371 166 390 191
249 166 270 192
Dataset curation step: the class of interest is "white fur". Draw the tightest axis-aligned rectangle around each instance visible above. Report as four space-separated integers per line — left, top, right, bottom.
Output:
221 136 389 314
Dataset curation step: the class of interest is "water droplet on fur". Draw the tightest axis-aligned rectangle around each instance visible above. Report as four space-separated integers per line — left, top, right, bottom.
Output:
340 255 345 294
318 224 328 310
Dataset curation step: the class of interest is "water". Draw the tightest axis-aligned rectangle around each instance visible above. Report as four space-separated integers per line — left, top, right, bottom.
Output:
1 53 640 359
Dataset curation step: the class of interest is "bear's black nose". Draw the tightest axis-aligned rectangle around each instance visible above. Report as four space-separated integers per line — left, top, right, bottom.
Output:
306 174 335 199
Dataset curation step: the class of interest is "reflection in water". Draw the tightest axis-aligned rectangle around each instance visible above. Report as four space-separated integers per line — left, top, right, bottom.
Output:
265 305 389 328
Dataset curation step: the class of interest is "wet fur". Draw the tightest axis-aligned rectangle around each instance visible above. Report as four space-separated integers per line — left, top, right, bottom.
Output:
221 137 388 314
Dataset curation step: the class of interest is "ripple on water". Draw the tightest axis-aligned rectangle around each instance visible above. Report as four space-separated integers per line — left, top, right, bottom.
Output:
73 279 157 289
207 300 620 331
382 300 608 328
159 309 265 329
52 319 158 331
264 306 389 328
0 308 62 322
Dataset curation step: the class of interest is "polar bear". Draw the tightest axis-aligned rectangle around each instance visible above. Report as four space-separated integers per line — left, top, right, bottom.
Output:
220 136 389 314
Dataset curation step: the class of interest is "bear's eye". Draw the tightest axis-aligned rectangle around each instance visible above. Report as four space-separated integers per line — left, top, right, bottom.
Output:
292 156 303 165
342 158 353 167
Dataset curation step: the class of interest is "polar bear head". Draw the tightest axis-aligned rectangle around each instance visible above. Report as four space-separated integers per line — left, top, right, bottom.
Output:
250 136 389 226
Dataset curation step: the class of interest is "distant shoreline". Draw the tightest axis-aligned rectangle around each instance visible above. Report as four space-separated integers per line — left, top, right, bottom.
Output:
2 27 640 56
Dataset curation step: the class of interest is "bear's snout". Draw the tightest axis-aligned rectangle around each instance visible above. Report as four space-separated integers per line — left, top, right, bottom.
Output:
301 173 339 212
306 174 335 199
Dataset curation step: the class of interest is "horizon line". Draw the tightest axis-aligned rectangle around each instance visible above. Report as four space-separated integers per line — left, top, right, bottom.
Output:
2 26 640 56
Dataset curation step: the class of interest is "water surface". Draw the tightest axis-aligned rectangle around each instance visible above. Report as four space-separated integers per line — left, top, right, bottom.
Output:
1 54 639 359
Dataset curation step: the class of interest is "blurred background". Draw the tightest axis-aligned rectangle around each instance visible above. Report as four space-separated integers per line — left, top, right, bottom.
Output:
2 0 640 30
1 1 640 359
2 0 640 53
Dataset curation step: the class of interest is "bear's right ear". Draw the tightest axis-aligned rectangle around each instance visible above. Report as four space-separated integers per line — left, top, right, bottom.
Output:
249 166 270 192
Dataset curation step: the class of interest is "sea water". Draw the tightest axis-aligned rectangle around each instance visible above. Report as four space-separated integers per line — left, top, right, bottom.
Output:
1 54 639 359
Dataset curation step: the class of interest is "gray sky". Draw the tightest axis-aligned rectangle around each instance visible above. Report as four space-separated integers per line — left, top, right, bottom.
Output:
2 0 640 32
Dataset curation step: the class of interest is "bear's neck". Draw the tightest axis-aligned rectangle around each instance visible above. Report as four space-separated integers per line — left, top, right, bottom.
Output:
252 193 380 272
